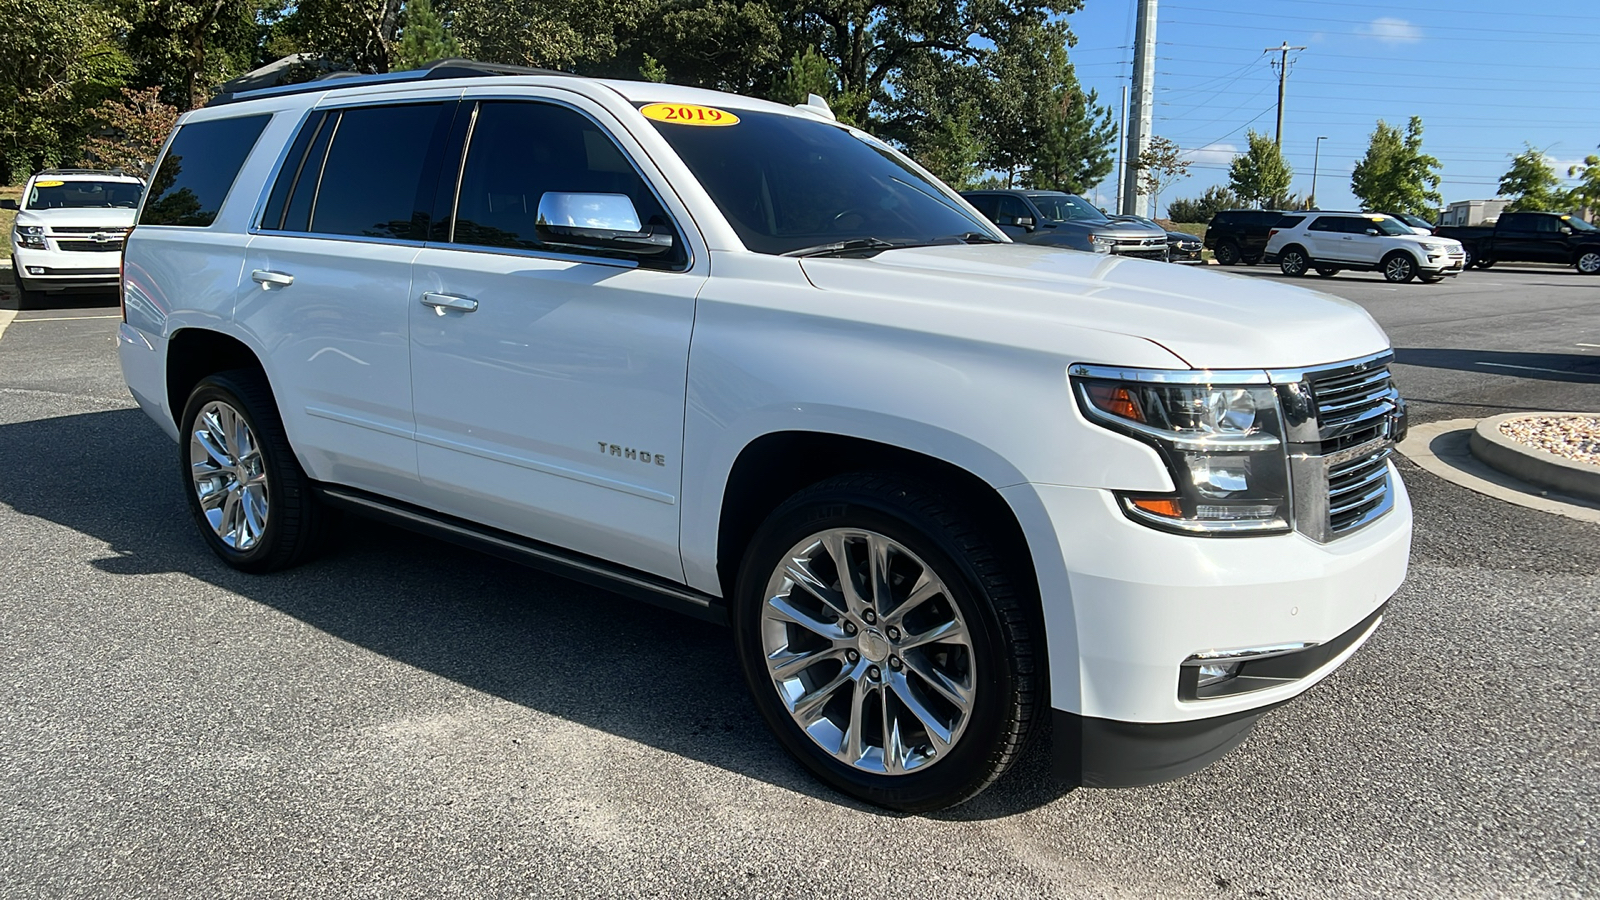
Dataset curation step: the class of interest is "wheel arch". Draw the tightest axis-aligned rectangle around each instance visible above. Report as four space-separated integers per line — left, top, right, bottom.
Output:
715 430 1046 658
165 327 271 429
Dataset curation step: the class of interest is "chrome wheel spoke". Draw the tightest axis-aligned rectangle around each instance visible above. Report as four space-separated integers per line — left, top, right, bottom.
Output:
190 400 269 552
761 526 974 776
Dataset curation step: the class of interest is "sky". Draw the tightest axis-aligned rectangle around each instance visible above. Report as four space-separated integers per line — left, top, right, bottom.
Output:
1063 0 1600 217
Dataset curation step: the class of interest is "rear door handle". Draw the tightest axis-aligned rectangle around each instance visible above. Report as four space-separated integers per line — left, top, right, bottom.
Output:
421 291 478 314
251 269 294 288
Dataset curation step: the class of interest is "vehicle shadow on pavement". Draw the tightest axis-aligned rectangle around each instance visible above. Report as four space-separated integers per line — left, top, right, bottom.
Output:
1394 348 1600 385
0 407 1064 818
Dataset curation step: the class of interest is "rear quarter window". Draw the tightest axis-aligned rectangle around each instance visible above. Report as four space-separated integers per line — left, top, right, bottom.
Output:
140 114 271 227
1274 215 1306 228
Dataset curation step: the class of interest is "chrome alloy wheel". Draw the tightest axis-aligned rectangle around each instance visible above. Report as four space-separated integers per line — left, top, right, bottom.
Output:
188 400 270 551
760 528 975 775
1384 254 1415 282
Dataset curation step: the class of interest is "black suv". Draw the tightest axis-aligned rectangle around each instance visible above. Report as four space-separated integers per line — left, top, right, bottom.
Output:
1203 209 1292 266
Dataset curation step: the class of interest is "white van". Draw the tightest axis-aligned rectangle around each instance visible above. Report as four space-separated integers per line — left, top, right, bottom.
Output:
118 60 1411 812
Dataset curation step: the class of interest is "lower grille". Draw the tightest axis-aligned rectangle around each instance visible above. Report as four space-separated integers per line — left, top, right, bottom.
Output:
1327 445 1393 536
57 240 124 252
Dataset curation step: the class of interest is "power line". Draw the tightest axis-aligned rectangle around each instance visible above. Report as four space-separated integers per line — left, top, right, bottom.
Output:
1160 18 1598 45
1163 3 1600 37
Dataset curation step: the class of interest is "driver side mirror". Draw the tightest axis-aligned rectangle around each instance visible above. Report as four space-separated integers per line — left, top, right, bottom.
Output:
1365 228 1379 236
535 192 673 256
0 199 17 211
997 214 1036 232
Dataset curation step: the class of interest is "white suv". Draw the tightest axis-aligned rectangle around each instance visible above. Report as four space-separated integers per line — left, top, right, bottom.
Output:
1266 212 1465 283
118 62 1412 812
4 169 144 302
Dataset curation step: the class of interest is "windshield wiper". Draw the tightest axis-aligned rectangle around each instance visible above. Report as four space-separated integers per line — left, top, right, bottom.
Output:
946 232 1005 244
781 237 902 258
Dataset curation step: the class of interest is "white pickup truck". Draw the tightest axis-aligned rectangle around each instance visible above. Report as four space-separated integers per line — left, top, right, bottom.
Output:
118 60 1411 812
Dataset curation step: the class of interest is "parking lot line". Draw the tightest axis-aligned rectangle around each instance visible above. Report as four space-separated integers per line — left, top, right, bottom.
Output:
0 309 14 344
10 314 123 323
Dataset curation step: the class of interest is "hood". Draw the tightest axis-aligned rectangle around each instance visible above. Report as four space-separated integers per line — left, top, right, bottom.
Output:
1043 219 1164 239
15 207 138 229
800 243 1390 370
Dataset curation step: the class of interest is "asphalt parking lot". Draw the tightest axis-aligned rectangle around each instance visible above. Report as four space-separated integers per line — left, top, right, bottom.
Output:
1 265 1596 898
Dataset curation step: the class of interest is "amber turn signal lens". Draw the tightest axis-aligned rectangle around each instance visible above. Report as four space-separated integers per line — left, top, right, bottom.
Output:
1131 497 1182 518
1086 384 1144 422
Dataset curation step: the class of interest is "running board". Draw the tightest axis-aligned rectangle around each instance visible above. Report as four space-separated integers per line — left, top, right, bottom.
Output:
316 485 727 625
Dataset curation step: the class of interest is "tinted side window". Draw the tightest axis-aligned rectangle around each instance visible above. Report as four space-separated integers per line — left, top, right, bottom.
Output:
1307 217 1338 232
1498 213 1533 231
997 196 1033 220
1532 216 1561 234
450 101 680 264
260 111 330 231
1274 215 1305 229
307 103 443 239
965 195 1000 220
140 114 271 227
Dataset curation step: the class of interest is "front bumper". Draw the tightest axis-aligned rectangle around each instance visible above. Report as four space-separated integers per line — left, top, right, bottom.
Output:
1001 474 1411 785
12 245 122 291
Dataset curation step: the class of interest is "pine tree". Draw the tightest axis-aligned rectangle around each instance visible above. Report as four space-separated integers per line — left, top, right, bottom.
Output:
395 0 459 72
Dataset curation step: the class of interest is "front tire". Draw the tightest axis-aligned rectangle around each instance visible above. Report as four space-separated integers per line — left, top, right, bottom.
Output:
1279 246 1310 276
1461 245 1476 270
732 473 1038 812
179 369 332 573
1476 257 1495 270
1383 252 1418 283
1315 266 1340 278
1577 249 1600 275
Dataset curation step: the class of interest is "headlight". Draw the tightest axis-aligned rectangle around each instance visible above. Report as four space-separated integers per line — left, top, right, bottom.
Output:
1086 234 1115 253
1071 365 1291 535
14 225 45 250
1418 242 1445 253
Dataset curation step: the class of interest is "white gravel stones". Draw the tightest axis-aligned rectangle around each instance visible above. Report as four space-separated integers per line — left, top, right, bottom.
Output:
1498 415 1600 467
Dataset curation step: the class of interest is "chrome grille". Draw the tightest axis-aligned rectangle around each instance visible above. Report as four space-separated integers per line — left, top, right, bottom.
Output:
1276 352 1401 542
56 240 124 252
49 226 130 235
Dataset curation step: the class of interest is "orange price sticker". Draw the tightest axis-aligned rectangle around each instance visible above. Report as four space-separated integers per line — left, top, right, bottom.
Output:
640 103 741 127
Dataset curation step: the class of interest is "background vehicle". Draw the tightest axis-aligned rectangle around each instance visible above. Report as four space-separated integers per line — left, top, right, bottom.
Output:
1382 212 1436 235
962 190 1168 258
3 169 144 304
1110 214 1203 263
1266 212 1465 283
118 61 1410 813
1203 209 1291 266
1436 212 1600 273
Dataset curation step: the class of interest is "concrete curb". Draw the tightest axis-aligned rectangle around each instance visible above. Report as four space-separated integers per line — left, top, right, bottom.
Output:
1470 413 1600 503
1395 418 1600 526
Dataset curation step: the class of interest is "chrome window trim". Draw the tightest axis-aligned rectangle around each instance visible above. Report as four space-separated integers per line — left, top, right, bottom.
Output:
420 240 639 270
244 230 427 250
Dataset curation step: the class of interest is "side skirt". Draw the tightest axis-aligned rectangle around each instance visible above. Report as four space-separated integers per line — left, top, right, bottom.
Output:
315 484 728 625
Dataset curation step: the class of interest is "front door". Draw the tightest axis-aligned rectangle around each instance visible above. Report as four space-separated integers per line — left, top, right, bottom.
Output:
407 96 706 581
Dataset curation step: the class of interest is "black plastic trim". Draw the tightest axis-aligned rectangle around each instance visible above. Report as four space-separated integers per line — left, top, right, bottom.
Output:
1178 601 1388 701
1053 704 1276 788
315 484 727 625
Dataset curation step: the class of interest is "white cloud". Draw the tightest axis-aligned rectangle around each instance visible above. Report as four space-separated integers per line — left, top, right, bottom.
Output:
1361 17 1423 44
1182 143 1239 166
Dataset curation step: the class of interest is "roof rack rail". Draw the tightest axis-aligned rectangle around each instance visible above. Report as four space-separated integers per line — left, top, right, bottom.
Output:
207 57 575 107
36 167 135 177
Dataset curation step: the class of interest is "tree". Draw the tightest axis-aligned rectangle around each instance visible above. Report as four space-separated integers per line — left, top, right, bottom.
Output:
1131 136 1191 215
1349 116 1442 217
393 0 458 71
771 46 866 126
120 0 262 109
1166 185 1240 223
1228 130 1292 208
78 86 179 173
0 0 132 182
1498 144 1566 212
1569 150 1600 219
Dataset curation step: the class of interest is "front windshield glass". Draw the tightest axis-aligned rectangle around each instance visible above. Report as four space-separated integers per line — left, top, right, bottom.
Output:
644 106 999 254
26 180 142 210
1370 216 1412 236
1027 193 1109 224
1564 216 1596 232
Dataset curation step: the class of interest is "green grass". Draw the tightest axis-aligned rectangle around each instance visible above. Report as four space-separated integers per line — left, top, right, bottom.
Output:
0 186 18 264
1167 222 1207 238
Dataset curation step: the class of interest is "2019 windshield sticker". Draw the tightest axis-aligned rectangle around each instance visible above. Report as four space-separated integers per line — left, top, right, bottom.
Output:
640 103 740 127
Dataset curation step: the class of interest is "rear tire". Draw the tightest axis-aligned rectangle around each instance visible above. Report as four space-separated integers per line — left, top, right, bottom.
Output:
1279 247 1310 277
1315 267 1340 278
1382 252 1418 283
1461 245 1476 270
1576 249 1600 275
1214 241 1241 266
732 473 1039 812
179 369 333 573
1476 258 1495 270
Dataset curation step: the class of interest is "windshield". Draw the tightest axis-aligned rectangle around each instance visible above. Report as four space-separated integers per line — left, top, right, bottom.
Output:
1391 213 1431 229
1028 193 1109 224
644 106 999 254
26 180 142 210
1369 217 1412 236
1564 216 1596 232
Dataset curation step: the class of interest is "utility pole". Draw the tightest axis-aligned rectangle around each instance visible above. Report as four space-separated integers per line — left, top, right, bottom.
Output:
1264 41 1305 148
1114 83 1128 212
1120 0 1157 216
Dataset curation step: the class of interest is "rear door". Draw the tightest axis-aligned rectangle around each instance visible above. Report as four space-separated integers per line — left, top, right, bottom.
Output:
237 96 458 501
406 92 707 581
1302 216 1346 261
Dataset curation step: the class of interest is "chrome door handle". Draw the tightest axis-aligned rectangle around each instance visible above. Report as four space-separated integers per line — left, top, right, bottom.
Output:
421 291 478 314
251 269 294 288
